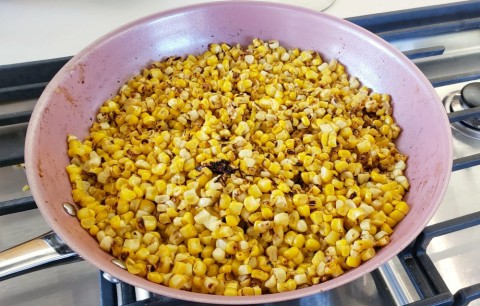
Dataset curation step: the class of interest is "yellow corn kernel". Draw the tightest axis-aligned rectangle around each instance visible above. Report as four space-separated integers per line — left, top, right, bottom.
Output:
147 272 164 284
389 209 406 222
296 204 310 218
188 238 203 256
310 211 323 225
172 262 187 275
293 194 308 206
361 247 376 261
258 178 273 192
225 214 240 226
251 269 269 282
331 218 344 233
238 264 253 275
305 238 321 251
347 207 366 223
324 230 341 246
244 196 261 212
283 246 300 260
395 201 410 215
180 224 197 239
168 274 188 289
268 162 281 175
248 185 263 198
371 170 388 184
292 234 306 248
277 279 297 292
141 215 157 231
118 188 136 202
356 140 371 153
274 212 289 227
346 255 361 268
336 240 350 257
261 207 274 220
224 288 238 296
229 201 243 216
370 211 387 226
323 184 335 198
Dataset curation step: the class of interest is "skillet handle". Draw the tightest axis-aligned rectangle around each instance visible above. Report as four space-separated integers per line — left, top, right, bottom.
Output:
0 231 80 281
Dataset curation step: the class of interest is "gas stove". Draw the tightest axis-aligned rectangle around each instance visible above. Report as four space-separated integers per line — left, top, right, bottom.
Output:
2 2 480 306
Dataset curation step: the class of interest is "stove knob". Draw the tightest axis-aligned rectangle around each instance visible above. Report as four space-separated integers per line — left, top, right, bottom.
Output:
460 82 480 108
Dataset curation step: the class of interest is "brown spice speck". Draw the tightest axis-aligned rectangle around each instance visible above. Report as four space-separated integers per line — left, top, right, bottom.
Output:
37 159 44 177
55 86 78 107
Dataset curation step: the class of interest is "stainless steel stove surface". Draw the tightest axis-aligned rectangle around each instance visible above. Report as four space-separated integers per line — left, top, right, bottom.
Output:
2 2 480 306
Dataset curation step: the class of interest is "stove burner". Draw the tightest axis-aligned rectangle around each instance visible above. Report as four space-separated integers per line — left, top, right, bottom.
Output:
443 82 480 139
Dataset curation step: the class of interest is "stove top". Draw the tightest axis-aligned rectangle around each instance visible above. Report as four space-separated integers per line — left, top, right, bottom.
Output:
2 2 480 306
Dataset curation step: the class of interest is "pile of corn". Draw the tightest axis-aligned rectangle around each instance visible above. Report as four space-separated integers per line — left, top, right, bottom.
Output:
66 39 410 295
